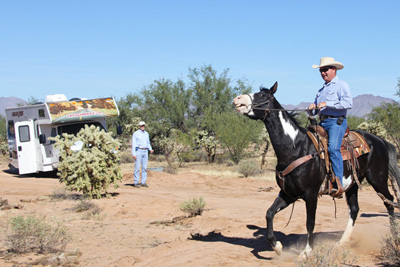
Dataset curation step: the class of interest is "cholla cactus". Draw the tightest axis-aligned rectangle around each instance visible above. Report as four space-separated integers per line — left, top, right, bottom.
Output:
357 121 387 139
123 117 142 136
50 125 122 199
194 130 217 163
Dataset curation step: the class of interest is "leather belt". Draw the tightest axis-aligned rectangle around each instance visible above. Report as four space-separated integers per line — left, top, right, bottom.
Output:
320 114 346 121
138 148 148 150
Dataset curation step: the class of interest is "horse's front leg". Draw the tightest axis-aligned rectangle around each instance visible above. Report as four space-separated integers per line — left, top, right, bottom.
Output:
299 193 318 258
266 192 293 255
338 185 359 245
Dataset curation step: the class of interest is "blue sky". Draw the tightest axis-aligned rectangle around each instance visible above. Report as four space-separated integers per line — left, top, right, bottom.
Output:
1 1 399 105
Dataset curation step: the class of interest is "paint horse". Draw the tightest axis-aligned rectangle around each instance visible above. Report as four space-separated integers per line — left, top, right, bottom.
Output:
233 82 400 256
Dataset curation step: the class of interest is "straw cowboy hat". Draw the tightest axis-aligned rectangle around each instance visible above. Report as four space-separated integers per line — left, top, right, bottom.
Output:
312 57 344 70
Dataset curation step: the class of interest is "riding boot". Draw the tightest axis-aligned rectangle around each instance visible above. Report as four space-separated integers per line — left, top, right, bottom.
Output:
329 176 344 198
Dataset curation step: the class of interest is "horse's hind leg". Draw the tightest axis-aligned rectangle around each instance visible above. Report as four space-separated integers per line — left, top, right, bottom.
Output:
266 192 293 255
366 170 395 216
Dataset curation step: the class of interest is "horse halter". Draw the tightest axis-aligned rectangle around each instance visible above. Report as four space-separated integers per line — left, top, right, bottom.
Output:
248 94 276 119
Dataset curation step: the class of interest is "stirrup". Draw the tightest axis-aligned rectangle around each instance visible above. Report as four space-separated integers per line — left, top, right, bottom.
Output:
329 177 344 198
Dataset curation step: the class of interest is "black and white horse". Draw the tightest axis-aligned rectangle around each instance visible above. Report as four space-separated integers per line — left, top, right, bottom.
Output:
233 82 400 256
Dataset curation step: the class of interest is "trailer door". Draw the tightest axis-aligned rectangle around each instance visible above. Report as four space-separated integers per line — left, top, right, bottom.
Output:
15 121 38 174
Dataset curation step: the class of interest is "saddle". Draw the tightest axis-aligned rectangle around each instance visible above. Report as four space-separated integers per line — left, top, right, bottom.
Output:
307 125 371 195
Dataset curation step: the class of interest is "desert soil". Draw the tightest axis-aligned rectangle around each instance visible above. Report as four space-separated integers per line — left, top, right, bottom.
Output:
0 159 393 266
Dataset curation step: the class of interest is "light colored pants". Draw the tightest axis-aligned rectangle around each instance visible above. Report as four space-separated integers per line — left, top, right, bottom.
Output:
134 149 148 185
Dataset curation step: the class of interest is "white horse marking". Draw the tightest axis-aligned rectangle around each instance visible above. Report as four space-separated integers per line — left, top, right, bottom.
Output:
299 237 313 259
342 175 352 191
246 94 255 116
278 111 298 143
338 211 354 245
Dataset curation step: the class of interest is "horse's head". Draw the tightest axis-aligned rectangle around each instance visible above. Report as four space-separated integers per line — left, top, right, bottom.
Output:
233 82 278 119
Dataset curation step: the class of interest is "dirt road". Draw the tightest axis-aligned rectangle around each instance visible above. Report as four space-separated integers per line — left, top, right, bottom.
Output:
0 161 391 266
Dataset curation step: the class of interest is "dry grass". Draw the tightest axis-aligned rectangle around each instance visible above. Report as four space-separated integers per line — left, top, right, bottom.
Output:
120 154 277 181
177 156 277 181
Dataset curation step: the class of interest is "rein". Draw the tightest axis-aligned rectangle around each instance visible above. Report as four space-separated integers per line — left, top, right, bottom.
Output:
249 95 314 113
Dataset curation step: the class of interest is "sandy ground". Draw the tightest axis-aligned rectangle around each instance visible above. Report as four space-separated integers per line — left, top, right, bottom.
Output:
0 159 394 266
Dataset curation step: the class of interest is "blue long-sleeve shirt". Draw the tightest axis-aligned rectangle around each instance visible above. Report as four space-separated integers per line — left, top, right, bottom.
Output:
131 129 153 157
313 76 353 117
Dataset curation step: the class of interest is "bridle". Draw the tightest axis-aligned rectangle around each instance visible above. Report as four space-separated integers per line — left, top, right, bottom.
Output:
247 94 313 119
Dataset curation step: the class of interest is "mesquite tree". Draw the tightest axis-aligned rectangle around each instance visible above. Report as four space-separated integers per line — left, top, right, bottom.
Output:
51 125 122 199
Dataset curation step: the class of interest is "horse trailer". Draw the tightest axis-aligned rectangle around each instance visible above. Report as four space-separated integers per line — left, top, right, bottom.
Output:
5 94 119 175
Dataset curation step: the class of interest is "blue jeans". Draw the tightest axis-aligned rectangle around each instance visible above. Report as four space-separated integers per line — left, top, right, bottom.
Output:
134 149 148 184
320 117 347 184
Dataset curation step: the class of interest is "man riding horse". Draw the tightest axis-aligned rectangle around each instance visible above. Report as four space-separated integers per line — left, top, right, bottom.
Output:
307 57 353 198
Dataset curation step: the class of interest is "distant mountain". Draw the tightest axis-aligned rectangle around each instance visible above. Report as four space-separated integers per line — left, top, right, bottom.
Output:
283 94 397 118
0 97 26 117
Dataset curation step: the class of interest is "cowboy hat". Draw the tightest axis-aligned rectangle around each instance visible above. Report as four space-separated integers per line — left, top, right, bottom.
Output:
312 57 344 70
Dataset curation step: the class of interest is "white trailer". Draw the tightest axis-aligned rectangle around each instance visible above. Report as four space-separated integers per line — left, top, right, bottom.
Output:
5 94 119 175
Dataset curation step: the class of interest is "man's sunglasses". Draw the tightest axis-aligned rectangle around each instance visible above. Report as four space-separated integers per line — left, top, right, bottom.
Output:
319 67 334 73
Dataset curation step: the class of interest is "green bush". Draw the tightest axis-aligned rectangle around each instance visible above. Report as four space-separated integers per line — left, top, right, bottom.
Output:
180 197 206 217
215 112 263 164
50 125 122 199
4 215 71 254
237 161 261 177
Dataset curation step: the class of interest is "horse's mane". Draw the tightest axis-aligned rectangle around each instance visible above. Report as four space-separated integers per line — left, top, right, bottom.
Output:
258 86 307 132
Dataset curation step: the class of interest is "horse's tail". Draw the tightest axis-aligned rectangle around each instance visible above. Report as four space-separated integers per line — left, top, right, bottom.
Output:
386 141 400 202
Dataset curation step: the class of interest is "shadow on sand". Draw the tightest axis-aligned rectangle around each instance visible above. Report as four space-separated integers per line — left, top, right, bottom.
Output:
2 168 59 179
190 224 345 260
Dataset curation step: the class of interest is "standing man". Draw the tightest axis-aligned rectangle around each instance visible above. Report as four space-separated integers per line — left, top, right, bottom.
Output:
132 121 154 187
308 57 353 198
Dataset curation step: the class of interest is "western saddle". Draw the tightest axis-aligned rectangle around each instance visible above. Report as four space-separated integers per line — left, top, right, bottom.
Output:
307 125 371 195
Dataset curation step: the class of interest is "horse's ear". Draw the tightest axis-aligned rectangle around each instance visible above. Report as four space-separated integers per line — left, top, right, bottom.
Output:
270 82 278 95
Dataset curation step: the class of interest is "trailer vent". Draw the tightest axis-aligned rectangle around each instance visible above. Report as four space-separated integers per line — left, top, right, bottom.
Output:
45 94 68 103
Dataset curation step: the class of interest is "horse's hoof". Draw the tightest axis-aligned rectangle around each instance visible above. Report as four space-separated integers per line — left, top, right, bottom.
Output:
273 241 283 255
299 246 312 260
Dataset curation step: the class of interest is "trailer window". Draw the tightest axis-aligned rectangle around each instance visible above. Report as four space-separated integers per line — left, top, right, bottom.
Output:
7 121 15 139
50 128 57 144
57 122 104 136
19 125 30 142
38 109 45 117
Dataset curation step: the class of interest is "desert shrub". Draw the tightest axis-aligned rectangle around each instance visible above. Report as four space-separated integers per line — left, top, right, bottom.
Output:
380 218 400 266
0 140 7 155
50 187 82 200
215 152 231 164
179 149 207 163
296 245 357 267
237 161 261 177
4 215 71 254
72 199 102 220
50 125 122 199
72 199 96 212
119 151 134 163
164 164 178 174
180 197 206 217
